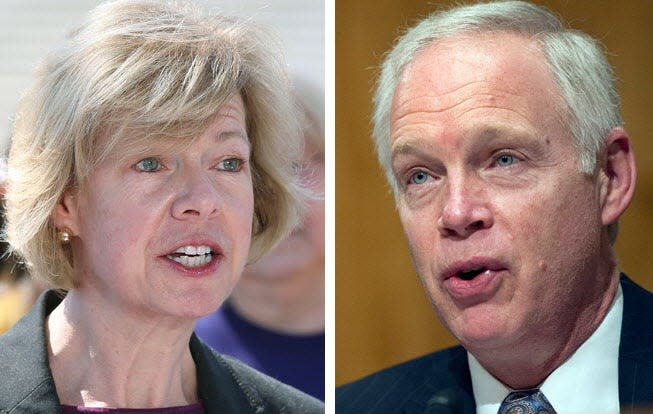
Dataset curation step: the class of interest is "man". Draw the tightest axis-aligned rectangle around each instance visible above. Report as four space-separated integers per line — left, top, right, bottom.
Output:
336 1 653 413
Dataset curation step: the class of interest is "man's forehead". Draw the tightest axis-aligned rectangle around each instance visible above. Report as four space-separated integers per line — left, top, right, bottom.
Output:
392 32 552 109
389 32 564 138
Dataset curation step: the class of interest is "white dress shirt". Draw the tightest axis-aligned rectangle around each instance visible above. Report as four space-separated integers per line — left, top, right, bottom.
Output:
469 285 623 414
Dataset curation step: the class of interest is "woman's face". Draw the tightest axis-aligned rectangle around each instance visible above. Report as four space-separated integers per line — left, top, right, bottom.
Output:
59 94 254 320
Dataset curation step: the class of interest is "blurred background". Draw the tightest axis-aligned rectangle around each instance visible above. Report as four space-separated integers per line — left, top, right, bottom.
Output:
0 0 324 334
336 0 653 386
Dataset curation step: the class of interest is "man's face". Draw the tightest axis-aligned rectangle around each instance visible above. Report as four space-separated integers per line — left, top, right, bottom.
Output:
390 33 614 352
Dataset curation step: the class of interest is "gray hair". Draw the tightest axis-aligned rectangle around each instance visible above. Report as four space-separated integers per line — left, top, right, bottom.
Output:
372 0 622 241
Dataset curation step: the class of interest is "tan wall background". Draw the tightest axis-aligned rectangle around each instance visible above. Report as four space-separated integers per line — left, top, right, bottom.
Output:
336 0 653 386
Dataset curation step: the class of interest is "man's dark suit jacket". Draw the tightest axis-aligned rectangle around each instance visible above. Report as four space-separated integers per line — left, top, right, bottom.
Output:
0 290 323 414
336 275 653 413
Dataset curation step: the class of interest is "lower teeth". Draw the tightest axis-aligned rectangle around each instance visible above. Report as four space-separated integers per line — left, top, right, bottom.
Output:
167 253 212 268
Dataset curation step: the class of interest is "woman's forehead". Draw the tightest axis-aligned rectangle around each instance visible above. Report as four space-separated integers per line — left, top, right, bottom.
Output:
203 96 249 143
95 95 249 162
215 93 247 123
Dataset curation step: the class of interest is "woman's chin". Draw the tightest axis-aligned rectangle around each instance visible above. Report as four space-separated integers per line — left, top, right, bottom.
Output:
151 289 229 322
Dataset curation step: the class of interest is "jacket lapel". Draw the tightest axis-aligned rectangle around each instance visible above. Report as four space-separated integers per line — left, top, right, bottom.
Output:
400 347 476 414
618 275 653 409
0 290 63 413
190 334 262 413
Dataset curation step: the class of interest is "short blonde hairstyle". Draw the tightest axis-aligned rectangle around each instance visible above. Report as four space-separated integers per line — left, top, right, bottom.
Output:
5 0 304 290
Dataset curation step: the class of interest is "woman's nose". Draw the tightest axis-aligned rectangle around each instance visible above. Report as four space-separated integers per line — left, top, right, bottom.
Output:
171 170 221 220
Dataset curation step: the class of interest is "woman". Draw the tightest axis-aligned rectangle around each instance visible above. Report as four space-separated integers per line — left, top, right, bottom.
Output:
196 88 325 400
0 0 323 412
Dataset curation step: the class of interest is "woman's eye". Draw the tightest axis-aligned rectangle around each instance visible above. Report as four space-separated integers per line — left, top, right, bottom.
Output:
134 157 161 172
217 158 243 172
409 170 430 185
495 153 518 167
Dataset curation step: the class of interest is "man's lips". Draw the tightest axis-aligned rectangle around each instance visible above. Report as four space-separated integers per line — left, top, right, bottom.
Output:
440 257 507 303
440 257 508 281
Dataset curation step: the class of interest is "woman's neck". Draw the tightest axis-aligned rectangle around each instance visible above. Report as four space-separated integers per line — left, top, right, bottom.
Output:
46 289 198 408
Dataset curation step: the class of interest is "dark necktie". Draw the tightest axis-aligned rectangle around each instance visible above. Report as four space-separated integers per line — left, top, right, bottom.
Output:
497 389 557 414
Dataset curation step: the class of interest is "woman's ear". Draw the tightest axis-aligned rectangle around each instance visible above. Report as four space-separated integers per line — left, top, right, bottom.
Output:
599 127 637 227
51 189 81 236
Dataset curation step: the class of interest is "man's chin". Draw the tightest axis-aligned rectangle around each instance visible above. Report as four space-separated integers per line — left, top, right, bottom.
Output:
445 307 519 349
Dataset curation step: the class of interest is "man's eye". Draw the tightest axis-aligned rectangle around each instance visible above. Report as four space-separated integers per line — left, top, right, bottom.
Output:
495 154 518 167
134 157 161 172
409 170 430 185
217 158 243 172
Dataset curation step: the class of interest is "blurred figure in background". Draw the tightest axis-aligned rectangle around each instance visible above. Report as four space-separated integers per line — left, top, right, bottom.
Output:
195 86 325 400
0 247 34 336
0 179 39 335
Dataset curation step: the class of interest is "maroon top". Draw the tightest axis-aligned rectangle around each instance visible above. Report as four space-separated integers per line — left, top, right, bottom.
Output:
60 403 205 414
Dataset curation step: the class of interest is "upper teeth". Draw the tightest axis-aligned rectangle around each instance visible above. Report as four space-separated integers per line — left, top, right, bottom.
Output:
174 245 212 255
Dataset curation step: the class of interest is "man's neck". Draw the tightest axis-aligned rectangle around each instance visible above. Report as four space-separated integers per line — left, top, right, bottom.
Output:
470 268 621 389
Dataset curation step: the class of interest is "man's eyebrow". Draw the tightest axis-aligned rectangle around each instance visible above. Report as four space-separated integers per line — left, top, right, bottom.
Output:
473 126 549 156
391 138 439 162
391 126 541 160
475 126 535 143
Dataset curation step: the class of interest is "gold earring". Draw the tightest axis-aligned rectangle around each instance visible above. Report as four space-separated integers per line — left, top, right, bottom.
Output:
58 228 72 244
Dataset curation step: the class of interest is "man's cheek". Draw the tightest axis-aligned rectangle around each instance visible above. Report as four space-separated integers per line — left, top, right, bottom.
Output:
402 219 435 269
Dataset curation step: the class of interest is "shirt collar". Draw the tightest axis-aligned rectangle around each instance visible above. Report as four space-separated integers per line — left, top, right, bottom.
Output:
469 284 622 414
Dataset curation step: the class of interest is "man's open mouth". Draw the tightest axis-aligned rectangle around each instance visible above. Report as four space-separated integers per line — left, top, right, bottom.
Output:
442 258 507 283
456 267 486 281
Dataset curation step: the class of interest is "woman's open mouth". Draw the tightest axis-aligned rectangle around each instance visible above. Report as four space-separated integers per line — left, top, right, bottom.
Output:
161 243 223 275
166 245 214 268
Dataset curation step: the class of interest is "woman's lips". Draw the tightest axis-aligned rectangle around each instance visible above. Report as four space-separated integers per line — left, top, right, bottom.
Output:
159 241 224 277
160 253 222 277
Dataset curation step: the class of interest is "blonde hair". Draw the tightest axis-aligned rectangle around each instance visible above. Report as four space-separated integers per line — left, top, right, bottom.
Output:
5 0 304 289
294 81 325 156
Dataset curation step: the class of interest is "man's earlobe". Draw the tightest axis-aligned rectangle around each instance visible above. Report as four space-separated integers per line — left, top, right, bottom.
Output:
600 127 637 227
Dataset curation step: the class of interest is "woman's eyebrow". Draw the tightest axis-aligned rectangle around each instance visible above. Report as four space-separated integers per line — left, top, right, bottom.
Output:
218 129 250 145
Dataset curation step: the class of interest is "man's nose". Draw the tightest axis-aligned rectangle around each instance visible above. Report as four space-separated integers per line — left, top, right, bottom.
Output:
171 169 220 220
437 177 493 239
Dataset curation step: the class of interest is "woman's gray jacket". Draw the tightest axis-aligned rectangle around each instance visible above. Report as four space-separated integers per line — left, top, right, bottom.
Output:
0 291 324 413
